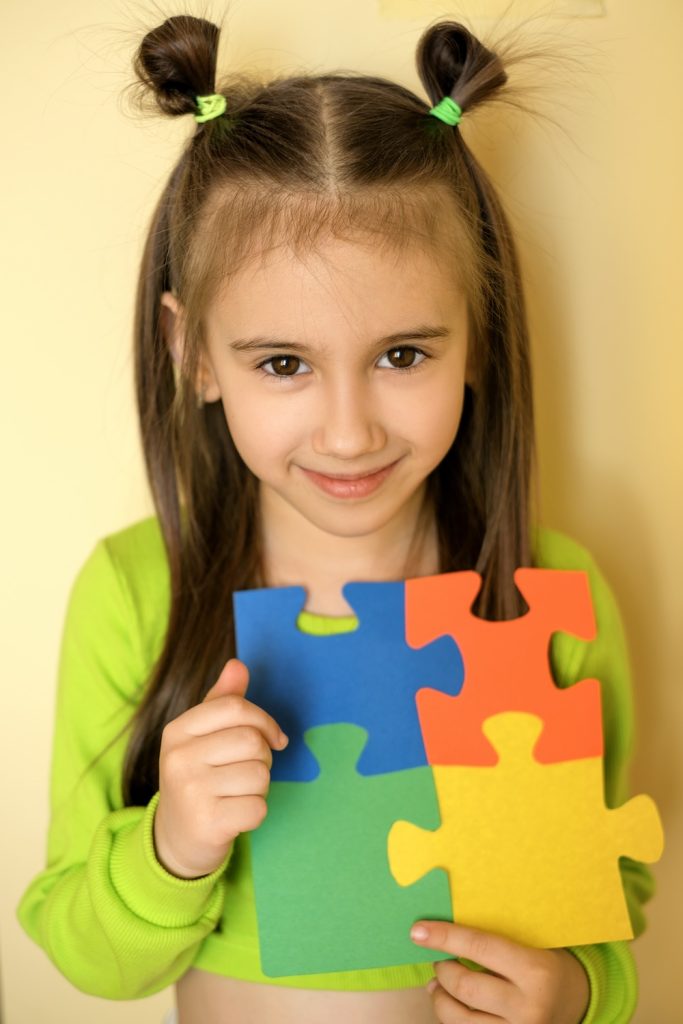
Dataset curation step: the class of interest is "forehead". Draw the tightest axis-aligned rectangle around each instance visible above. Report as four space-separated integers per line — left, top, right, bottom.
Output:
208 234 466 336
192 180 480 335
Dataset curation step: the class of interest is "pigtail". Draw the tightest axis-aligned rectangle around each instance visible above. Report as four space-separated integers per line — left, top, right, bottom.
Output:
121 14 258 805
129 14 222 120
416 20 535 619
416 21 507 116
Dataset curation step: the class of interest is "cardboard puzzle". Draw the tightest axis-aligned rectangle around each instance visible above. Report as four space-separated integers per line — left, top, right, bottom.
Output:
406 569 604 765
387 711 664 949
249 723 453 976
233 580 462 780
232 568 664 977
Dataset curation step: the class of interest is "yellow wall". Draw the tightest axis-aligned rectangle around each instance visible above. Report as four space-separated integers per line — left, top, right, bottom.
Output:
2 1 679 1020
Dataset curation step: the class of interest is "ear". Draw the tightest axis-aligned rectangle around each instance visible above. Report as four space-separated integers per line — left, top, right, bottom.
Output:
159 291 221 403
159 291 185 368
465 349 477 389
462 307 478 390
464 336 477 389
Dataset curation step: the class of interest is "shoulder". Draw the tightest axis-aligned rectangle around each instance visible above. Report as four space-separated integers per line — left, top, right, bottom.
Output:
99 513 168 578
531 521 627 634
531 526 637 799
531 524 633 718
77 514 170 606
69 515 171 673
532 524 603 573
531 524 622 630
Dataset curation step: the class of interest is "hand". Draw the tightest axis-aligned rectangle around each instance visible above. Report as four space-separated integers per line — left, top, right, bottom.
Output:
153 658 288 880
410 920 590 1024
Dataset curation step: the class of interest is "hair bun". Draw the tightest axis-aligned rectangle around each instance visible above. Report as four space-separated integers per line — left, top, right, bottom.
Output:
133 14 221 117
416 20 507 116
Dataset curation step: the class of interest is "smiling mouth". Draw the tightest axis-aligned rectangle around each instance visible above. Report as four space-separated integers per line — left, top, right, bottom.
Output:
299 460 401 499
301 462 401 481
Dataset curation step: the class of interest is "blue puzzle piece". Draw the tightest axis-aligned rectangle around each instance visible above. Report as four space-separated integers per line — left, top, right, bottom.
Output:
233 580 463 780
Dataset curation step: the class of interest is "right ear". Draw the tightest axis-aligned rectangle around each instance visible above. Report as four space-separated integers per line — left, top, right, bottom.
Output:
159 291 222 402
159 291 185 368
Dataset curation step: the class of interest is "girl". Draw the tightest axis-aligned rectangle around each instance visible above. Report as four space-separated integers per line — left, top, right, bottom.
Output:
17 11 654 1024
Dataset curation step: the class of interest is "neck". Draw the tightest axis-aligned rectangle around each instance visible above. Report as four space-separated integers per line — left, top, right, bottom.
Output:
258 484 440 616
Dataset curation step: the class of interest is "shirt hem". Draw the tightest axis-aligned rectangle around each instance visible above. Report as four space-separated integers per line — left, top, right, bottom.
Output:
192 939 436 990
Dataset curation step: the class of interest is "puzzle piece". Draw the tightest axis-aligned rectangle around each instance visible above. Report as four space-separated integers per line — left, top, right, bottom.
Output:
387 712 664 948
405 568 603 765
250 723 453 976
233 581 462 780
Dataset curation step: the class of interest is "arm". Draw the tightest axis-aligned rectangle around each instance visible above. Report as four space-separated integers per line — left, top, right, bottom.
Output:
548 539 656 1023
411 538 658 1024
16 538 233 999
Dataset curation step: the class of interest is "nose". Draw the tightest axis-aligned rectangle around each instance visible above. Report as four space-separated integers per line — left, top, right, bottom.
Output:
311 377 386 459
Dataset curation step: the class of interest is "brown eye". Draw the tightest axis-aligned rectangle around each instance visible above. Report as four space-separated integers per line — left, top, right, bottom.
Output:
382 347 422 369
265 355 302 376
387 348 414 368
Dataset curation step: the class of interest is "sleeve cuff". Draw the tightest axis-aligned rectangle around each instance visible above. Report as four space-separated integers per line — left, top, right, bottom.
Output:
568 942 638 1024
108 792 233 928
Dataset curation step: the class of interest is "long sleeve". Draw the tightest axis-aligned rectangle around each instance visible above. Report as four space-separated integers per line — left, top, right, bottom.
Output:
539 531 657 1023
16 538 233 999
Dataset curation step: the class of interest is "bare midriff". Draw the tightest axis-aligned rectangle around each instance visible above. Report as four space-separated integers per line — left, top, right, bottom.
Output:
175 968 439 1024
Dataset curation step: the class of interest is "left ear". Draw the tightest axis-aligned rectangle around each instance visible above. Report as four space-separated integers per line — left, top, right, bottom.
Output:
465 337 478 390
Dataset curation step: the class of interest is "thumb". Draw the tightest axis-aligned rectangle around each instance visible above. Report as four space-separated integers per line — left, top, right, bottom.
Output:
203 658 250 703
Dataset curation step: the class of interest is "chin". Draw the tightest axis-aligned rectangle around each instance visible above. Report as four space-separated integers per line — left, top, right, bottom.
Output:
300 500 410 541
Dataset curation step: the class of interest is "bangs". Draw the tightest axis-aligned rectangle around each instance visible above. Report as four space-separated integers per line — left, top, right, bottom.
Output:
176 180 487 359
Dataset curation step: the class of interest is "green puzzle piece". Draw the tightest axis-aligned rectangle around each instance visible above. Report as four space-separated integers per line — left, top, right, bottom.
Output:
250 723 453 976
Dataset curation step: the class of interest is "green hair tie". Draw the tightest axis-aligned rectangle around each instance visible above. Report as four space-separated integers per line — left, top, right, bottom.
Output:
194 93 227 123
428 97 462 126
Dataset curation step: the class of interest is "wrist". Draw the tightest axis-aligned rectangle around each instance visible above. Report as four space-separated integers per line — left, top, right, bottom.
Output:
152 800 235 879
553 948 591 1024
152 802 206 879
107 797 229 929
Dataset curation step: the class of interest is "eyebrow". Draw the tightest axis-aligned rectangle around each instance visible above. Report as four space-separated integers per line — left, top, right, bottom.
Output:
228 324 452 355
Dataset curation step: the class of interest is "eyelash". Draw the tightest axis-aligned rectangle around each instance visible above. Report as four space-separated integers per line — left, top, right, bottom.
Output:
255 347 431 379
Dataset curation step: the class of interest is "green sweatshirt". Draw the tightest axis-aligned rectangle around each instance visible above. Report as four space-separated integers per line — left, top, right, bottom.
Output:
17 516 655 1020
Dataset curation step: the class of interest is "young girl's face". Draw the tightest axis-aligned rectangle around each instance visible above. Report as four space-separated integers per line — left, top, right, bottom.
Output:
178 235 472 542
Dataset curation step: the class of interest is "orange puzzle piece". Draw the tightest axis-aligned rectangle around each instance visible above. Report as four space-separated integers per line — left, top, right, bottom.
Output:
405 569 604 765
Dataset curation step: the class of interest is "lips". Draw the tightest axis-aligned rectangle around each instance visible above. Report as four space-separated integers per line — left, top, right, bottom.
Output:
308 464 394 481
299 459 400 499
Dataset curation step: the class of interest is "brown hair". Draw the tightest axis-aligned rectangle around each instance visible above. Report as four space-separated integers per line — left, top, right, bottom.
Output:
116 7 557 805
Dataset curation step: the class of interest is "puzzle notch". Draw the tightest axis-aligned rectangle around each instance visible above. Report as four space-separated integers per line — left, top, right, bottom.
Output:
406 568 604 765
233 580 463 781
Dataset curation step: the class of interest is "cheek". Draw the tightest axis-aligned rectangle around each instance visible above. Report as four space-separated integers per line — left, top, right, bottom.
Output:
220 386 303 472
405 376 466 453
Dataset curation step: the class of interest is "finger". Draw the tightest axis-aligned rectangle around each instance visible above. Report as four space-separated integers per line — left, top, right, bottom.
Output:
182 693 288 750
411 921 530 979
430 982 504 1024
196 726 275 770
215 792 268 835
204 658 250 702
434 959 511 1019
208 759 271 798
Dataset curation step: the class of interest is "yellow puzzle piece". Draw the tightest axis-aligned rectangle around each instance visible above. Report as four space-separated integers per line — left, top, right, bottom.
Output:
387 712 664 948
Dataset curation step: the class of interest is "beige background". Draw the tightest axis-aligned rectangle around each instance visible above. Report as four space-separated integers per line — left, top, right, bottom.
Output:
2 0 680 1020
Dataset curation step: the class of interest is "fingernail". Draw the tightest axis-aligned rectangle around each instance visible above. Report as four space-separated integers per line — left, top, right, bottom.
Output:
411 924 429 942
426 978 438 994
278 731 289 748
